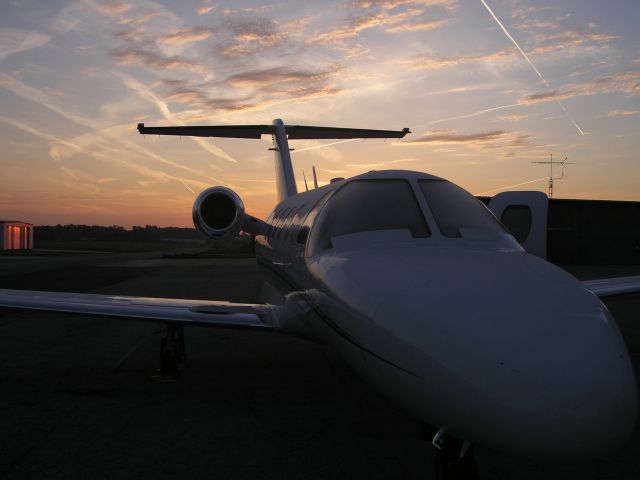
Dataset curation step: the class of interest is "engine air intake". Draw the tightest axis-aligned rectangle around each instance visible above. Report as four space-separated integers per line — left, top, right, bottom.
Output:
192 186 245 239
200 193 237 230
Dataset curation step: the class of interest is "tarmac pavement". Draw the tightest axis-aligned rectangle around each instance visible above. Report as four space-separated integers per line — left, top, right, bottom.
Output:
0 250 639 479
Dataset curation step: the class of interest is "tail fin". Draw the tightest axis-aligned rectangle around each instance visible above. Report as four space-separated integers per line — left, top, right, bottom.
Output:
271 119 297 201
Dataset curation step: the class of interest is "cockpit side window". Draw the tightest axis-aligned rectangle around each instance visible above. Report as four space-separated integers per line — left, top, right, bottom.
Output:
418 179 506 238
307 179 430 256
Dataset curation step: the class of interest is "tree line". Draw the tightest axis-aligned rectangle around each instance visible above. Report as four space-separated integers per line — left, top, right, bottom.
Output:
35 225 200 243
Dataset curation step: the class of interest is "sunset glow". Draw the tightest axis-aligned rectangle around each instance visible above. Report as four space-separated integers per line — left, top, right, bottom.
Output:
1 0 638 226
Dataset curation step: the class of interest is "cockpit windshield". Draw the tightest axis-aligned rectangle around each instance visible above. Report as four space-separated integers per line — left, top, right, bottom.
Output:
418 179 506 238
307 179 430 256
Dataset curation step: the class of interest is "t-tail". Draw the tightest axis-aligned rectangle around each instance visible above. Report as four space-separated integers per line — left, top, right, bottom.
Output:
138 118 410 202
271 119 297 200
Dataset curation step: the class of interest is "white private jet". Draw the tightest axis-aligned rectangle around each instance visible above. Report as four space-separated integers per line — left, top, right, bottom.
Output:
1 119 639 474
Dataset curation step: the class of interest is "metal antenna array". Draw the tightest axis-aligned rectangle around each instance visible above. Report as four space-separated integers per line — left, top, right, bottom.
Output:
532 154 574 198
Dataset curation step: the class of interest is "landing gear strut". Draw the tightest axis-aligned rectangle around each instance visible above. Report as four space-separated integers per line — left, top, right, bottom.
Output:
422 425 478 480
157 324 185 379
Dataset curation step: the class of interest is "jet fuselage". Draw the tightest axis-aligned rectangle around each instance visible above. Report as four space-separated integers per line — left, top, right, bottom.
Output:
254 169 637 461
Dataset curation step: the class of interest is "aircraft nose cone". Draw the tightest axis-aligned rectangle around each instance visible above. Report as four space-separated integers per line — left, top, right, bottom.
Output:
523 307 638 460
369 250 638 460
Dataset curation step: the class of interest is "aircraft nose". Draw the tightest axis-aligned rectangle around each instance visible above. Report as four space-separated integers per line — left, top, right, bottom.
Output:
524 305 638 459
369 251 638 460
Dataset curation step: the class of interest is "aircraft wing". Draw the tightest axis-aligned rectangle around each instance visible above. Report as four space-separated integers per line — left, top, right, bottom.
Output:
0 289 278 330
582 276 640 298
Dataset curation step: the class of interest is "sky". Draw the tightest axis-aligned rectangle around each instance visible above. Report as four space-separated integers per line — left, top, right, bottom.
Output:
0 0 639 227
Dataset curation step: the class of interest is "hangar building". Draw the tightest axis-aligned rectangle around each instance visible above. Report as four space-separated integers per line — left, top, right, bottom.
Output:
0 221 34 250
479 195 640 265
546 199 640 264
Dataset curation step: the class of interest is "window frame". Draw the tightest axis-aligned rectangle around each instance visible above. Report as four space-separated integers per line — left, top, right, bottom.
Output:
417 179 507 238
305 179 431 257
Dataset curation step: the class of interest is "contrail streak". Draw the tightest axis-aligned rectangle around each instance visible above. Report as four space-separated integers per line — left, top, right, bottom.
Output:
117 72 239 162
479 0 585 136
293 139 358 153
427 103 521 126
178 179 195 194
0 114 210 190
479 0 546 85
476 176 547 196
0 74 225 179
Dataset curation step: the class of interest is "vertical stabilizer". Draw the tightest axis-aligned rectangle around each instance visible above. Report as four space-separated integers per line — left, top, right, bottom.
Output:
272 119 298 201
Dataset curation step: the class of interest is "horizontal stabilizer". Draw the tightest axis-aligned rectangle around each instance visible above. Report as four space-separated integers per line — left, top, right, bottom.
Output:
137 124 271 139
137 123 410 140
285 125 410 139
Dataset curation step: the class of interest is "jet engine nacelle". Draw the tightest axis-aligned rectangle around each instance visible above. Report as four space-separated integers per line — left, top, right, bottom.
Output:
192 186 247 239
192 186 265 239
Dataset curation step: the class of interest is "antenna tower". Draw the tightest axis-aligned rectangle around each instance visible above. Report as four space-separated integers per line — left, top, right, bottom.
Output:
532 154 574 198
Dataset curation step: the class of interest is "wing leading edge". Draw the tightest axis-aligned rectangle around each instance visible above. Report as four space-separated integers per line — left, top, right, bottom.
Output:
582 276 640 298
0 289 278 330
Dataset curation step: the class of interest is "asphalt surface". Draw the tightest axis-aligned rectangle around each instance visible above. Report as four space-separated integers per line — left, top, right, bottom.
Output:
0 250 639 480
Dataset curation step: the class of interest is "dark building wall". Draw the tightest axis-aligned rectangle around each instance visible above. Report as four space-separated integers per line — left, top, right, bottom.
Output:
547 199 640 265
478 196 640 265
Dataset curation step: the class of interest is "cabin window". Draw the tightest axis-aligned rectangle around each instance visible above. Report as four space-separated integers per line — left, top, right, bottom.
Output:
286 205 304 242
281 207 295 241
297 226 310 244
274 208 288 239
265 211 275 238
268 210 281 238
307 179 430 256
418 180 506 238
500 205 532 243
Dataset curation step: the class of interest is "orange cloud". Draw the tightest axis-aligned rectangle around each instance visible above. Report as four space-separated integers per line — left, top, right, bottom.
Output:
495 114 528 122
529 30 617 55
511 7 617 58
214 17 284 56
226 66 341 88
398 50 511 70
407 129 509 144
112 48 210 74
352 0 456 10
315 1 452 43
148 63 343 116
385 19 448 32
197 6 214 15
519 69 640 105
607 110 638 117
222 5 275 15
116 11 163 27
520 90 572 105
401 129 536 151
95 1 132 16
156 27 213 45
